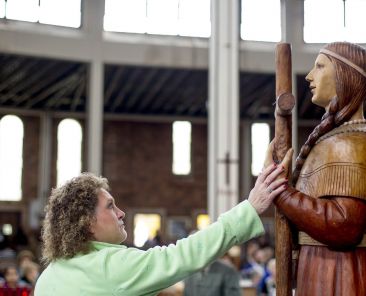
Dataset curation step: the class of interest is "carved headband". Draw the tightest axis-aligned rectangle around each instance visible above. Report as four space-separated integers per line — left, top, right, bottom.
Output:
320 48 366 78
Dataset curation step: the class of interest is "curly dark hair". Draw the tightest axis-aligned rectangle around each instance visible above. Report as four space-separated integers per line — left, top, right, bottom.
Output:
292 42 366 184
41 173 109 264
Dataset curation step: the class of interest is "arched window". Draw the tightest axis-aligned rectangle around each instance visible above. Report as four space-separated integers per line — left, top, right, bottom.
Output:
172 121 192 175
1 0 81 28
241 0 281 42
251 123 270 176
104 0 210 37
57 119 82 186
0 115 24 201
304 0 366 43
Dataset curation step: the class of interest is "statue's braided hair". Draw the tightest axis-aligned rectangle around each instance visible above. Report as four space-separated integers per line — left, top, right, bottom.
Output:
292 42 366 185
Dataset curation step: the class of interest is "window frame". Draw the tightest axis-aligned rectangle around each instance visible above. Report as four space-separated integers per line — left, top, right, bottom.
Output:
0 0 82 29
103 0 211 38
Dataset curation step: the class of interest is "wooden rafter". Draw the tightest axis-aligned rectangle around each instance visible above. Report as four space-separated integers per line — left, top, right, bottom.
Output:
1 61 57 104
14 63 78 106
25 73 80 108
135 68 174 113
150 70 191 112
110 68 144 112
71 76 86 111
104 67 126 107
124 67 159 111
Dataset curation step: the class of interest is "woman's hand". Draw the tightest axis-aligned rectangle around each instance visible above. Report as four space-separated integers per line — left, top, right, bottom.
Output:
248 148 293 214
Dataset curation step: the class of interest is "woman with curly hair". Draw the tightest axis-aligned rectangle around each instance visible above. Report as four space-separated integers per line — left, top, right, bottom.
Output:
35 161 290 296
274 42 366 295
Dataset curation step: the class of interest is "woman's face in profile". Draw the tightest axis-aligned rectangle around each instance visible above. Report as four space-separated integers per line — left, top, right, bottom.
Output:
305 53 337 111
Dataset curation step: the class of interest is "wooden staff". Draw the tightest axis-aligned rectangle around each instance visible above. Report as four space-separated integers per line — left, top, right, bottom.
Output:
274 43 295 296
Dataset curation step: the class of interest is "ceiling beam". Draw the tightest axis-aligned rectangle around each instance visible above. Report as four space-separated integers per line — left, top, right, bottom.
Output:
135 69 174 113
109 68 144 112
124 68 159 111
13 63 78 106
1 61 57 103
104 67 126 107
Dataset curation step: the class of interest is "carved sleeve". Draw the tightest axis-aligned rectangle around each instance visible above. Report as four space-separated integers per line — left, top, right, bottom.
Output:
275 187 366 249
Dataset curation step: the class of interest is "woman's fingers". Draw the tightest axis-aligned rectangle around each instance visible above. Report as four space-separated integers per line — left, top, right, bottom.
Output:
257 163 277 184
268 182 288 200
267 177 288 192
263 165 284 186
248 147 293 214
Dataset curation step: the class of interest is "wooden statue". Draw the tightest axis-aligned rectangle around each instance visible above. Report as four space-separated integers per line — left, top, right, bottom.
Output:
274 42 366 296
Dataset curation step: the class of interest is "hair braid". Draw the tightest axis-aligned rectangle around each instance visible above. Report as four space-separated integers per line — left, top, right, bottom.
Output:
292 42 366 185
292 98 338 184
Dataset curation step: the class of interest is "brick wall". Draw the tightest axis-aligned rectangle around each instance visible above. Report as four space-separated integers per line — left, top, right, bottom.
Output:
22 115 40 202
103 120 207 216
17 116 316 246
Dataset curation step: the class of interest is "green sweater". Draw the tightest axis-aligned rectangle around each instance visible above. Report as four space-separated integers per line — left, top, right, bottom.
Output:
35 200 263 296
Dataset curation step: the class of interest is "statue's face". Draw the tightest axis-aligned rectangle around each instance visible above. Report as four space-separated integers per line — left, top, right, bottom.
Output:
305 54 337 110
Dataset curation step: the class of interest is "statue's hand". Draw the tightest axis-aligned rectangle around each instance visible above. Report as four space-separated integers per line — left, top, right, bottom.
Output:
263 140 275 169
263 141 293 180
278 147 293 180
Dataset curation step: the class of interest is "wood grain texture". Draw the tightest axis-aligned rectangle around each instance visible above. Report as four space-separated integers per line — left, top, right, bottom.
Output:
274 43 295 296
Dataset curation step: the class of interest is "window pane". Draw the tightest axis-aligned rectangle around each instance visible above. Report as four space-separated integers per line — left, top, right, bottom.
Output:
178 0 210 37
241 0 281 42
0 115 24 201
345 0 366 43
304 0 344 43
196 214 210 230
133 214 161 247
2 224 13 236
6 0 38 22
104 0 147 33
104 0 210 37
39 0 81 28
251 123 269 176
0 0 5 18
172 121 191 175
57 119 82 186
146 0 179 35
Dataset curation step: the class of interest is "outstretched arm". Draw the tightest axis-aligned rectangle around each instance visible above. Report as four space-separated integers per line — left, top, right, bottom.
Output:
275 188 366 248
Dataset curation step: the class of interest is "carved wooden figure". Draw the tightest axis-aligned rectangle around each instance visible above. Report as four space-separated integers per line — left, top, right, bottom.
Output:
275 42 366 296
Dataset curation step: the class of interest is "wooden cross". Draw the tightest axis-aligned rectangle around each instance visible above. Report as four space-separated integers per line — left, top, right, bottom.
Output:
218 152 238 185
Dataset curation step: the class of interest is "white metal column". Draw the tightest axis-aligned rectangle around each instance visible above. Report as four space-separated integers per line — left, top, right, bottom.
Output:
87 60 104 175
208 0 239 221
85 0 105 175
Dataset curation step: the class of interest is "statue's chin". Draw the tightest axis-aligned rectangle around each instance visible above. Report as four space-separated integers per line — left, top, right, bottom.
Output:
311 96 331 111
